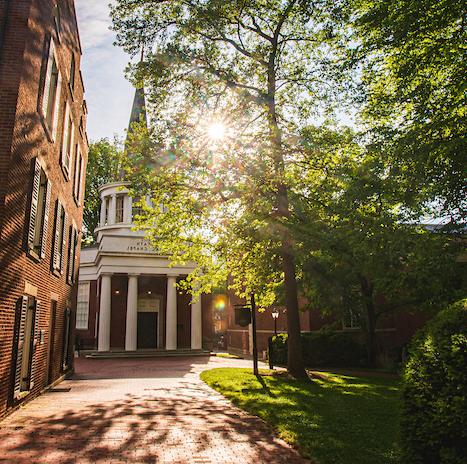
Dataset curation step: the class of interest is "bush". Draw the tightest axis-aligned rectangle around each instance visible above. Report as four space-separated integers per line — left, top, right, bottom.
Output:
401 299 467 464
271 330 367 367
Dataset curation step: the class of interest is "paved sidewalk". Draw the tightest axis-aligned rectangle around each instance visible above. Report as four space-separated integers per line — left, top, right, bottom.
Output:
0 356 308 463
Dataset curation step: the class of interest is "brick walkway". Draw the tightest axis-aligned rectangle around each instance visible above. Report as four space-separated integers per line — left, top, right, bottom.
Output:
0 356 308 463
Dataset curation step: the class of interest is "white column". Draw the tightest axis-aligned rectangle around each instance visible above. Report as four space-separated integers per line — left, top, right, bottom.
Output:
165 275 178 350
109 194 117 225
98 274 112 351
191 295 202 350
125 274 138 351
99 197 106 226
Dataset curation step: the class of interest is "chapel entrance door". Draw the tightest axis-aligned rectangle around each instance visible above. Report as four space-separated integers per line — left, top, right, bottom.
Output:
137 312 157 349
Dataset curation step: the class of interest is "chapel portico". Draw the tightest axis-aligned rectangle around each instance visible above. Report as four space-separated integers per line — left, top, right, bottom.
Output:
77 182 206 353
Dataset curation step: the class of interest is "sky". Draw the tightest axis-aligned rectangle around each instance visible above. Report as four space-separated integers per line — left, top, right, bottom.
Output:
75 1 134 142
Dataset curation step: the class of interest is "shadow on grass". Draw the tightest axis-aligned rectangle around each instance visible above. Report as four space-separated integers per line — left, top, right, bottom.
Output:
201 368 402 464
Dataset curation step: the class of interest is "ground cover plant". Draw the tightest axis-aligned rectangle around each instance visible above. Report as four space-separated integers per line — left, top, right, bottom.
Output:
201 368 401 464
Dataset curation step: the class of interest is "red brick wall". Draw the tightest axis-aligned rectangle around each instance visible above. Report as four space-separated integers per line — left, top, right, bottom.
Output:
0 0 87 418
110 275 128 349
176 279 191 349
201 293 213 350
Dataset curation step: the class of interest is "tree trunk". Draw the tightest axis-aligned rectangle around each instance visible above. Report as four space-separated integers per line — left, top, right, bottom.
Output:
266 39 307 380
360 277 377 367
282 237 307 378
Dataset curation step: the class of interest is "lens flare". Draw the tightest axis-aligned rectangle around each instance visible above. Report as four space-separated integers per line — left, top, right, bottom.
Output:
207 122 226 141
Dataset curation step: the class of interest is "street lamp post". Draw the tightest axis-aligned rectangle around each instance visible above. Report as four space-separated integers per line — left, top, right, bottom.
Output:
271 309 279 336
234 294 258 376
250 292 259 376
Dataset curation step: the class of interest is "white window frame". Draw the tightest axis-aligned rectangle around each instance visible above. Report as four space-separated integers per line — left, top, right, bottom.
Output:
73 145 83 205
61 102 74 178
76 282 90 330
41 38 62 141
52 200 67 274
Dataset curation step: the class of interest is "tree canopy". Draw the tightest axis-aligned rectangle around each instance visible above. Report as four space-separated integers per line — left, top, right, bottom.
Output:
83 138 123 242
349 0 466 220
110 0 466 374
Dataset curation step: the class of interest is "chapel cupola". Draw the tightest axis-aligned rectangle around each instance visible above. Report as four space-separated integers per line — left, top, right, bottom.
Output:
95 80 148 239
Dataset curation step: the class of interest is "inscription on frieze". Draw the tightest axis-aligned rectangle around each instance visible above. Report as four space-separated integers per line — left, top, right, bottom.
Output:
127 240 152 252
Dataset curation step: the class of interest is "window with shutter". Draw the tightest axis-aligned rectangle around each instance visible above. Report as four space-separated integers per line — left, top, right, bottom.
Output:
62 308 71 371
66 225 78 284
61 103 73 177
41 37 61 141
69 53 75 92
12 297 37 399
76 282 90 330
27 160 51 260
52 71 62 141
52 201 66 273
61 213 68 273
28 300 40 390
73 145 82 203
40 180 52 259
12 297 28 400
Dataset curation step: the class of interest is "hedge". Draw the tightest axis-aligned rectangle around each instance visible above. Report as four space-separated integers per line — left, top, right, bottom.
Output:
271 330 367 367
401 299 467 464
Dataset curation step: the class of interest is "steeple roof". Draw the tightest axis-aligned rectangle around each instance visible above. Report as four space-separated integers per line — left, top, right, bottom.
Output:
127 86 147 134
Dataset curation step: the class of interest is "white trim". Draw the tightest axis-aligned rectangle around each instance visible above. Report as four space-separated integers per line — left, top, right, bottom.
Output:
76 282 90 330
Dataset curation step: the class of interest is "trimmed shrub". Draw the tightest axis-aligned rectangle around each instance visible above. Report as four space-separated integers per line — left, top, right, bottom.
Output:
271 330 367 367
401 299 467 464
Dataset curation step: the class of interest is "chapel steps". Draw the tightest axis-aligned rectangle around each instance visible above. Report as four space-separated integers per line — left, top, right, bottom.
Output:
82 349 211 359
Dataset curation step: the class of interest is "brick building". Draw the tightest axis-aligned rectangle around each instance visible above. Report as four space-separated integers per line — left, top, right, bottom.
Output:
225 293 429 366
0 0 87 418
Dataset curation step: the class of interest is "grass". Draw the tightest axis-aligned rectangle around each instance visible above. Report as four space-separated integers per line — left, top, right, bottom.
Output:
200 368 401 464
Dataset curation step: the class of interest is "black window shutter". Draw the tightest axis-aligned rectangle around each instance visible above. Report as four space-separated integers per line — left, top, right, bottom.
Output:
27 160 41 250
28 300 40 390
61 212 67 273
40 180 52 259
53 201 61 270
62 308 71 370
67 226 74 284
13 297 28 399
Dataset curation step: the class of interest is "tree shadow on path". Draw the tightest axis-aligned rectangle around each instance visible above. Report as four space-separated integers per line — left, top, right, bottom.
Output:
0 380 308 464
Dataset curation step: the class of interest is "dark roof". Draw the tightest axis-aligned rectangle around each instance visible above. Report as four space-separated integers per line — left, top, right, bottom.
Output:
127 86 147 134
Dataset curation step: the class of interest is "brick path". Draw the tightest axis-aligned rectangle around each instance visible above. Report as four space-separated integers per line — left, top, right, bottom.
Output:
0 356 308 463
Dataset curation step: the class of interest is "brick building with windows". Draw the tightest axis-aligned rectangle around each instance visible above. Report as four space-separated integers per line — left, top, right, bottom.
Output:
0 0 87 418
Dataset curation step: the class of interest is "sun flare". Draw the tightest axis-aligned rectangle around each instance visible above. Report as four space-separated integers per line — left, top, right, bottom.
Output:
207 122 226 141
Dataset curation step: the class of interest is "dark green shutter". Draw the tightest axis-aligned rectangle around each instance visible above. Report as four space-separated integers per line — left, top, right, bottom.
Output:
28 300 40 389
27 160 41 250
13 297 28 399
40 180 52 259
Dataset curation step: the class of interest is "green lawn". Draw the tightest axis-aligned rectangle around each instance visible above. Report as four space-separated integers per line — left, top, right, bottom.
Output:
200 368 401 464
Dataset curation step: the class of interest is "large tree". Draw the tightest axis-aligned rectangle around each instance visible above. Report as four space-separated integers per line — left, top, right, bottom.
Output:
83 138 123 242
349 0 466 221
291 126 464 365
111 0 345 378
